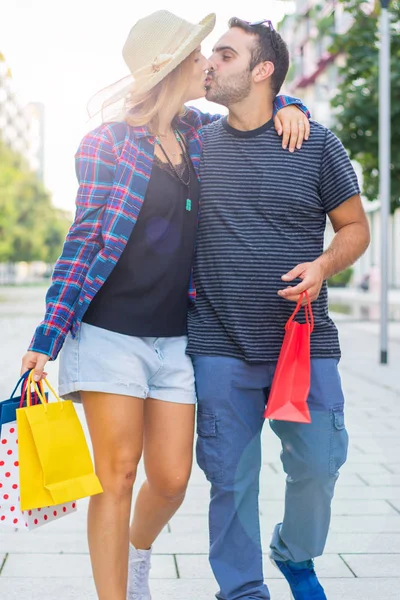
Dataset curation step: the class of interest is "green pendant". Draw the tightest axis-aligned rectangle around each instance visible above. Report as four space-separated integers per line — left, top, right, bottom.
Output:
186 199 192 212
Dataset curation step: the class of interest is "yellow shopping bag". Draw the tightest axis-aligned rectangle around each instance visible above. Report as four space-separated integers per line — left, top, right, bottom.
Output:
17 371 103 511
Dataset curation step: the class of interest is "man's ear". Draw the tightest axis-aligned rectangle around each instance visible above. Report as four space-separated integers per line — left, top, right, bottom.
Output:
253 61 275 83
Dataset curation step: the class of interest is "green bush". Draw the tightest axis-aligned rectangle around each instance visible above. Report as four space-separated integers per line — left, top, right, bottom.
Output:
0 138 71 263
328 267 354 288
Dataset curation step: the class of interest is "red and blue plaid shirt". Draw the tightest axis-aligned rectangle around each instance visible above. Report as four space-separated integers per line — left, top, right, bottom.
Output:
29 97 310 359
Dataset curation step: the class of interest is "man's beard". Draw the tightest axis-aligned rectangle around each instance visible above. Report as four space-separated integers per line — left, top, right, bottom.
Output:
206 69 252 107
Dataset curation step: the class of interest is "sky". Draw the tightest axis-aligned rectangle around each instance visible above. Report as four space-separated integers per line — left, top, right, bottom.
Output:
0 0 295 212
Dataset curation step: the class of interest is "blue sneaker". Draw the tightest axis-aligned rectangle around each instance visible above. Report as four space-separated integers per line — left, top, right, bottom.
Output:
271 557 327 599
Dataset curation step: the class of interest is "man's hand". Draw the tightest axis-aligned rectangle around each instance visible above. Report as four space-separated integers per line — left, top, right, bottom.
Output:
278 262 325 303
273 106 310 152
21 351 49 382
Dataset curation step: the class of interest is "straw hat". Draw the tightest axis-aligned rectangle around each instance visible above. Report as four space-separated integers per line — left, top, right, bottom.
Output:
88 10 216 121
123 10 216 95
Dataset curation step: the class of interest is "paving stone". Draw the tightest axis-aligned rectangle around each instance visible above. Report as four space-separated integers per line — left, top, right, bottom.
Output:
147 579 291 600
329 515 400 533
320 577 400 600
185 468 210 487
259 485 285 500
344 451 400 464
356 429 400 442
340 553 400 578
176 553 354 579
0 576 400 600
323 533 400 553
346 424 398 435
148 555 178 578
258 500 284 519
175 490 211 516
2 553 93 578
341 463 399 475
259 514 400 534
338 472 370 486
333 485 400 500
0 577 98 599
164 577 400 599
259 498 398 516
175 554 212 579
386 464 400 474
0 531 89 554
169 515 209 535
357 473 400 486
152 531 209 554
1 552 176 579
389 500 400 513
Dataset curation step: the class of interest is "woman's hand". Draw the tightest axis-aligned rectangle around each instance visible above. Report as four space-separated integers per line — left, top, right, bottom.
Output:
21 351 50 382
273 105 310 152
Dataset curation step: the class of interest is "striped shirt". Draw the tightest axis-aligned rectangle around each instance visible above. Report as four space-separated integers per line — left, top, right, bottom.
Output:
187 118 360 362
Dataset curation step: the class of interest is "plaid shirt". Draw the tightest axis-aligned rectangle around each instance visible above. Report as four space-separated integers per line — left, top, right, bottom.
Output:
29 97 310 359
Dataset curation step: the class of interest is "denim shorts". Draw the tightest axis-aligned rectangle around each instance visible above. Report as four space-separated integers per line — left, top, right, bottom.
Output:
58 323 196 404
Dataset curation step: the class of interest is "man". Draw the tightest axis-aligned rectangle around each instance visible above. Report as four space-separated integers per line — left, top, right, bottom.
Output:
187 18 370 600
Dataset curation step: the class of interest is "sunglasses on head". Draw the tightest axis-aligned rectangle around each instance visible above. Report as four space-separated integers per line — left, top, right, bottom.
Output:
245 19 275 31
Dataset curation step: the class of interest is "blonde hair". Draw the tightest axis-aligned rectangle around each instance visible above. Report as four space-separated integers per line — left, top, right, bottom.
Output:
125 51 196 132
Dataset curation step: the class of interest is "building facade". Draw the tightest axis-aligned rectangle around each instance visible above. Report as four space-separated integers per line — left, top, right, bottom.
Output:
279 0 357 125
0 51 45 180
279 0 399 288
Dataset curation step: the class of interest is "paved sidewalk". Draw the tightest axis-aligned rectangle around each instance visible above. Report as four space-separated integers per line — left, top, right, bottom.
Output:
0 286 399 599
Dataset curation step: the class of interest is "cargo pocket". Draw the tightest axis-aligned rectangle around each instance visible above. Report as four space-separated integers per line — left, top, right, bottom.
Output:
329 409 349 476
196 410 224 483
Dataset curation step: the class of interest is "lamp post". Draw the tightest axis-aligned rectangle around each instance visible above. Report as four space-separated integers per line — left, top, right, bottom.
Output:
379 0 391 364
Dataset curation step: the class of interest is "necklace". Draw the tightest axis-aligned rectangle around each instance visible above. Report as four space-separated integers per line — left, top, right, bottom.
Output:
156 129 178 155
155 130 192 211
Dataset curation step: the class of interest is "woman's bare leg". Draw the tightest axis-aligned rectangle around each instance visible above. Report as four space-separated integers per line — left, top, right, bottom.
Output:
129 398 195 549
82 392 144 600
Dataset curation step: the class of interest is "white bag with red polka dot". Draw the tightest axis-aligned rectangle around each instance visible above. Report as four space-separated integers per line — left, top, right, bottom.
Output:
0 420 77 530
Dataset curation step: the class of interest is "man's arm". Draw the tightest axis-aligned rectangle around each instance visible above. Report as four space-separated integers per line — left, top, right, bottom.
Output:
278 194 370 302
316 195 370 280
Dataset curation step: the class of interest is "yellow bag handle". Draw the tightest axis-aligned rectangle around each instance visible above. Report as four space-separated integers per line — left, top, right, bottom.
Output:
26 370 63 411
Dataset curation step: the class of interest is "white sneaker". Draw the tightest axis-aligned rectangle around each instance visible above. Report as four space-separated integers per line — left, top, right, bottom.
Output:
127 543 152 600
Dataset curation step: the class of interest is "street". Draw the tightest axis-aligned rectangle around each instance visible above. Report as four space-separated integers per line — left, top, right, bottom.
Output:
0 285 399 599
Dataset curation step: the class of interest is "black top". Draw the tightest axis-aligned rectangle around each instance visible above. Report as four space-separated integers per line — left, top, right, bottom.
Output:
83 153 200 337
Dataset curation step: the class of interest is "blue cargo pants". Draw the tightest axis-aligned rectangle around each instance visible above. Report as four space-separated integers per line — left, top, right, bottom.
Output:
193 356 348 600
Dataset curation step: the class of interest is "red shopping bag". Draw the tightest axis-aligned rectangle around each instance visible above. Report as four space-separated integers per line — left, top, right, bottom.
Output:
264 291 314 423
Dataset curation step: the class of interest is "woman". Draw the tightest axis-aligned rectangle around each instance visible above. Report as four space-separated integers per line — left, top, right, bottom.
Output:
21 10 310 600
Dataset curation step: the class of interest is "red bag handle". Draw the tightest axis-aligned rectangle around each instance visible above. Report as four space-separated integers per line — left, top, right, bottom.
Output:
285 291 314 333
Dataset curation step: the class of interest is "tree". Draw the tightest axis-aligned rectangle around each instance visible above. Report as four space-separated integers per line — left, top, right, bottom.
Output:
0 138 71 263
0 143 24 261
330 0 400 213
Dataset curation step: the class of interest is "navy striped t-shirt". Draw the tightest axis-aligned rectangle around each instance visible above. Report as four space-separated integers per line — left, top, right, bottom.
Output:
186 118 360 362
